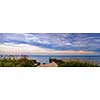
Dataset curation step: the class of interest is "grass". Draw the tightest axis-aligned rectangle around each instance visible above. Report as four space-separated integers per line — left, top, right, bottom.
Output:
49 58 99 67
0 55 40 67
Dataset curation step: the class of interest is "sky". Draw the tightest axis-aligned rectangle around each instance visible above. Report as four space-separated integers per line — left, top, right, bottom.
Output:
0 33 100 55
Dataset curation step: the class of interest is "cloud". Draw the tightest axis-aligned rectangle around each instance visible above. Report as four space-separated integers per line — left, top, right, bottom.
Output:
0 43 54 55
24 33 72 47
0 33 100 53
0 43 96 55
53 50 95 54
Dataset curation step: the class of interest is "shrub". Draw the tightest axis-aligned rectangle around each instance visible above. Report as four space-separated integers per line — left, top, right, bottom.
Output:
0 56 39 67
51 59 98 67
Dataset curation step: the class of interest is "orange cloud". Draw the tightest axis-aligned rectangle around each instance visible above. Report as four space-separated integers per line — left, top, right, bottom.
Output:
0 43 96 55
52 50 95 54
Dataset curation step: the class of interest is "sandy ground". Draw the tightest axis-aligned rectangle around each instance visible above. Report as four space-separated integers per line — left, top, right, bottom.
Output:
37 61 58 67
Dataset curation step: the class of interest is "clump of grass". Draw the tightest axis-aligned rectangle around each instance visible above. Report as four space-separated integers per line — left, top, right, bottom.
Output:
49 58 99 67
0 55 40 67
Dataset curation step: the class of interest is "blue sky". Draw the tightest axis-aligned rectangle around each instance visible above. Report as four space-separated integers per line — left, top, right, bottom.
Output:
0 33 100 55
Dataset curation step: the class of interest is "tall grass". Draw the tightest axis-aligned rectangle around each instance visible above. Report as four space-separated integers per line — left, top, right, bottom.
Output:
49 58 99 67
0 55 40 67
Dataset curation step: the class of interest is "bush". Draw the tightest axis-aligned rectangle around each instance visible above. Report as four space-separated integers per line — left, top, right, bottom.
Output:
51 59 98 67
0 56 40 67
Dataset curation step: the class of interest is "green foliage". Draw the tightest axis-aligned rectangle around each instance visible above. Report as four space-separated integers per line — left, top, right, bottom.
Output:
0 56 99 67
0 56 39 67
50 58 99 67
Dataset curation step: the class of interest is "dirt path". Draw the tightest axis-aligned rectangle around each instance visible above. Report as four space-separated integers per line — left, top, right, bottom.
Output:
37 61 58 67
